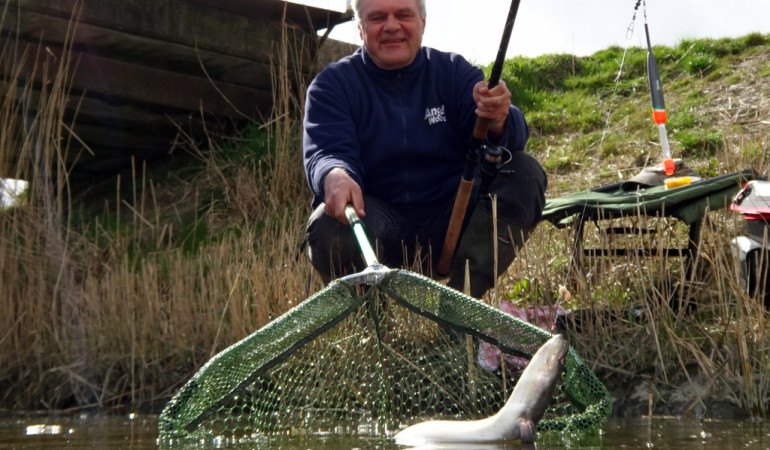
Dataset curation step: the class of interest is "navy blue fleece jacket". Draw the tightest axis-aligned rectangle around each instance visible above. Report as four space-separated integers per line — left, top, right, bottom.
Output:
303 46 529 208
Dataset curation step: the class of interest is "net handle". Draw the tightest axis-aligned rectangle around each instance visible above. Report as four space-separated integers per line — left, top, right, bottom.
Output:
344 204 379 268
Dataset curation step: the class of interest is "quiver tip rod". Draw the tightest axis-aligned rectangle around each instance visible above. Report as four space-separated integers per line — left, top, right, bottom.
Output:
645 22 675 176
436 0 522 278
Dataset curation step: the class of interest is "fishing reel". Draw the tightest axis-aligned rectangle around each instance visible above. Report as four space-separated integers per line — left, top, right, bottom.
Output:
478 144 513 195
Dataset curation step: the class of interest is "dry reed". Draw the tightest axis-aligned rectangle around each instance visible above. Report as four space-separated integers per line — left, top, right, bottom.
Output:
0 5 315 412
508 122 770 418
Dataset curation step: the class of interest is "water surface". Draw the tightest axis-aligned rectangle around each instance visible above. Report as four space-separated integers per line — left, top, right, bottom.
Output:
1 414 768 449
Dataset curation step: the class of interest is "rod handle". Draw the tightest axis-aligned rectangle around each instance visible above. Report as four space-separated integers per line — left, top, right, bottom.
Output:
437 178 474 277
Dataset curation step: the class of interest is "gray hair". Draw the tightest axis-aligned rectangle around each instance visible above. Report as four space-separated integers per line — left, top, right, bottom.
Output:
353 0 427 22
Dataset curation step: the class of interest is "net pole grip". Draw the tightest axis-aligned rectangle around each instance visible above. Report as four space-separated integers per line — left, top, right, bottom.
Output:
344 205 379 268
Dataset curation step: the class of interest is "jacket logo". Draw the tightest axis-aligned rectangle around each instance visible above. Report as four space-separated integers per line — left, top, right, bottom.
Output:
424 105 446 125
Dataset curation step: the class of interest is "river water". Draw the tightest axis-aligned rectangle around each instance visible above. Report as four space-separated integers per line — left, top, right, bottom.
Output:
1 414 768 449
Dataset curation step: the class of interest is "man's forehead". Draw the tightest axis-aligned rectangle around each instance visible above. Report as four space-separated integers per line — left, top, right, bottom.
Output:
361 0 421 15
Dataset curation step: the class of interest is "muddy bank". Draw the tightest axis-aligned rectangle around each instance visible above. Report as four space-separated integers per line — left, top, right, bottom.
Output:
606 373 751 420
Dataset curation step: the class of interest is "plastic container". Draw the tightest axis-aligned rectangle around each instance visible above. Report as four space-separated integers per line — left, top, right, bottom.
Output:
730 180 770 307
730 180 770 243
731 236 769 308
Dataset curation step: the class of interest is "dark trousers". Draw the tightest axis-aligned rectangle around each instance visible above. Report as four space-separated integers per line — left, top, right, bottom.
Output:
306 151 547 298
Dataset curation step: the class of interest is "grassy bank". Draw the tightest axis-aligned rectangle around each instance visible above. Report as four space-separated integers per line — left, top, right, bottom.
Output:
497 33 770 418
1 29 769 419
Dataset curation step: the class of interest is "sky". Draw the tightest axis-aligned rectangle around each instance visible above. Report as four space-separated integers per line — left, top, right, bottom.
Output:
298 0 770 65
0 178 27 208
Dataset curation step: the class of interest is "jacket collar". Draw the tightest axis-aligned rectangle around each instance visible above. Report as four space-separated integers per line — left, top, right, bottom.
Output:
359 46 426 80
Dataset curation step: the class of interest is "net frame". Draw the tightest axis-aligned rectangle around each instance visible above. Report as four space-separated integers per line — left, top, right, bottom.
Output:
158 270 611 443
158 208 611 444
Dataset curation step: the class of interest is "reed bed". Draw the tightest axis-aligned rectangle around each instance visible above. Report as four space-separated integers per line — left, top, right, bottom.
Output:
0 11 316 412
1 6 769 420
507 123 770 418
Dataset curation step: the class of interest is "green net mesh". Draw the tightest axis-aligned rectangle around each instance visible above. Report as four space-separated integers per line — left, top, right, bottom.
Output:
158 269 611 445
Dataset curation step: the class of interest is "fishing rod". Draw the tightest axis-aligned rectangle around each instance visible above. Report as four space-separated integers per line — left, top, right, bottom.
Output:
436 0 522 277
642 5 675 176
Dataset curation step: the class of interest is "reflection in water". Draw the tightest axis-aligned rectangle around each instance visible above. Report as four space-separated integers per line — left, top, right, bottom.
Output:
25 424 66 436
0 414 158 450
402 444 529 450
0 415 769 449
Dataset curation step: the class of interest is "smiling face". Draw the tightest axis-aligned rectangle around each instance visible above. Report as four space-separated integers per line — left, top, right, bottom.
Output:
357 0 426 70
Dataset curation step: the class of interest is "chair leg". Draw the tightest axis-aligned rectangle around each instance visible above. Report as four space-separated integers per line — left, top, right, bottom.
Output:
567 215 588 291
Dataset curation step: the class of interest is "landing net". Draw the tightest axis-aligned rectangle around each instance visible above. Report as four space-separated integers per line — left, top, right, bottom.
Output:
158 270 610 445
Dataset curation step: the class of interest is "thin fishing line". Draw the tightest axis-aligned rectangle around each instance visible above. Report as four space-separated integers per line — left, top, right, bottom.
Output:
563 0 645 297
600 0 644 152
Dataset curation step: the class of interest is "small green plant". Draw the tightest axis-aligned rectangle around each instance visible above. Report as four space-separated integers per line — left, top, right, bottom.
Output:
696 157 720 178
741 142 764 160
600 139 621 158
677 129 724 157
670 110 699 130
742 32 767 48
540 150 576 174
504 278 530 299
684 53 715 76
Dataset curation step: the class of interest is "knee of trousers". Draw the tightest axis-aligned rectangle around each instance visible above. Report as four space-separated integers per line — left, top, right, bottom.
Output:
485 151 547 228
447 207 534 298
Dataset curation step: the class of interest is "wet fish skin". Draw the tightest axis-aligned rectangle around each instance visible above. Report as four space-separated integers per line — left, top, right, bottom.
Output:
394 333 569 446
